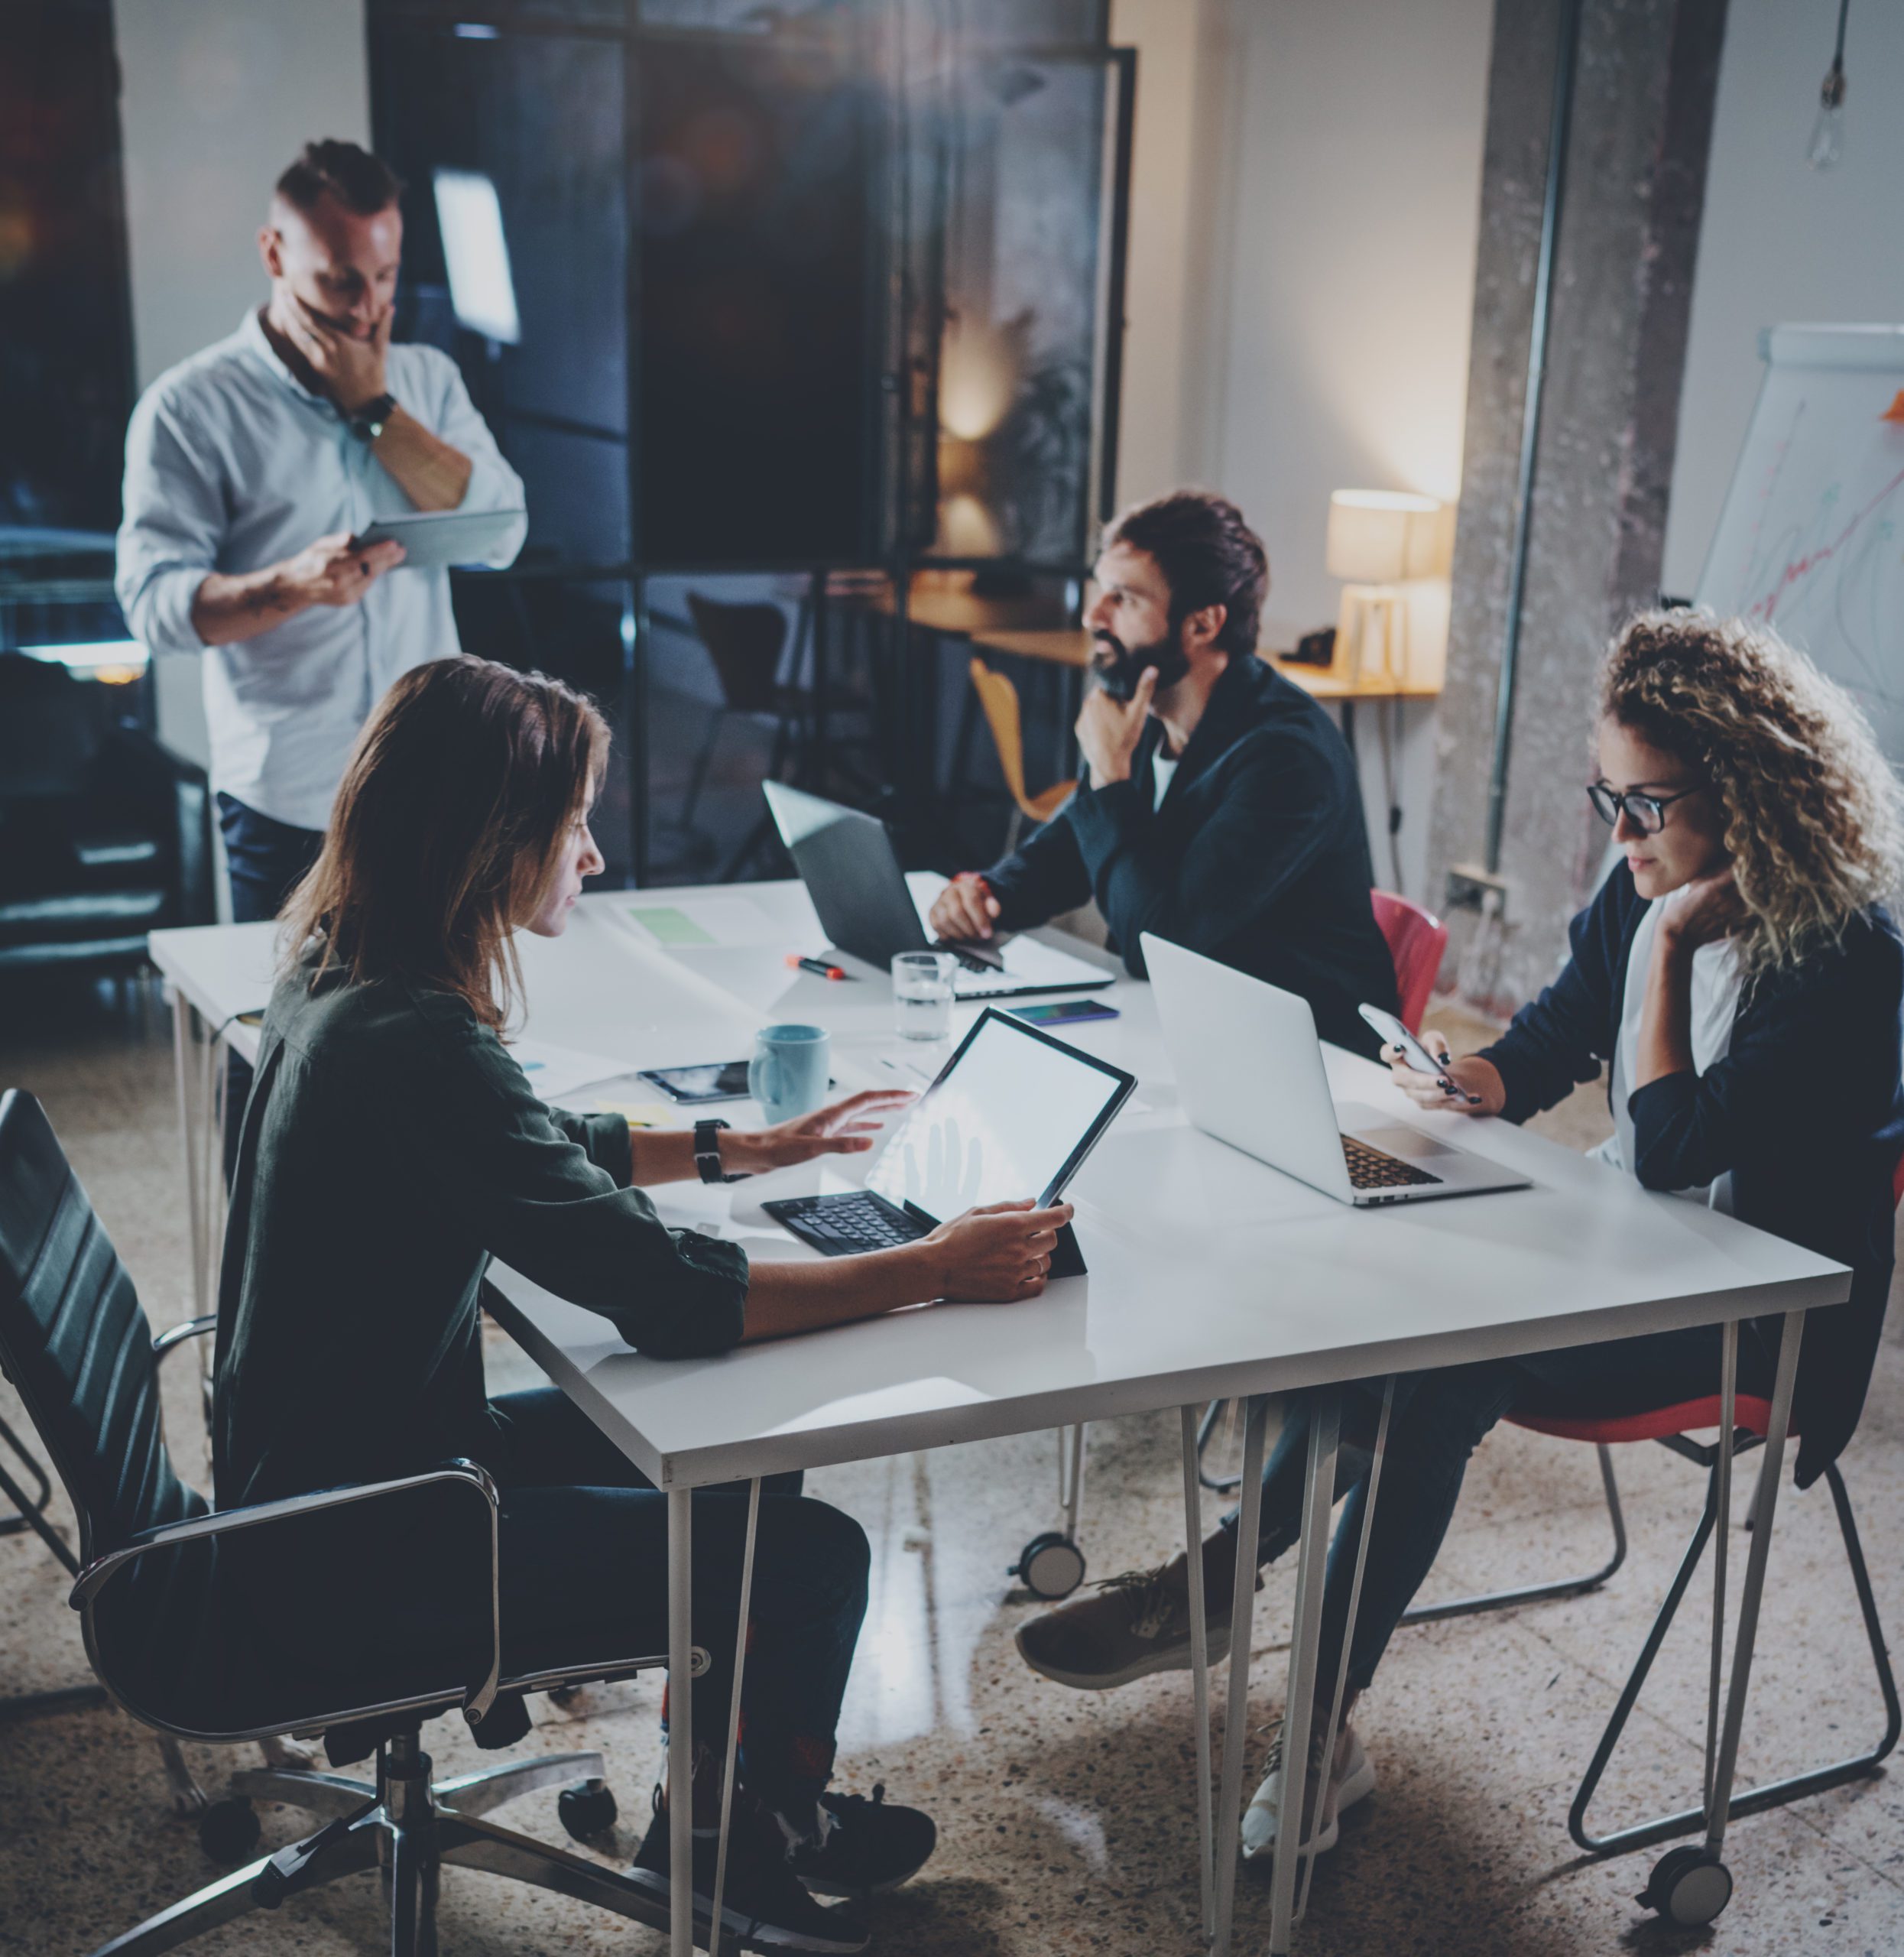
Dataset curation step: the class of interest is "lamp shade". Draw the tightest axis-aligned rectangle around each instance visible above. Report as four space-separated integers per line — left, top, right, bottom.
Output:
1325 490 1448 584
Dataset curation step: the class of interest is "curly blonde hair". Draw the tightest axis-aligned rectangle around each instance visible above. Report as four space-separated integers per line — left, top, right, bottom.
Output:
1600 611 1904 978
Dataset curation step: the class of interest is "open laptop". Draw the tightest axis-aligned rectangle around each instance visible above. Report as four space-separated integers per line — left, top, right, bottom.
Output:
763 781 1112 999
762 1008 1134 1274
1142 933 1529 1206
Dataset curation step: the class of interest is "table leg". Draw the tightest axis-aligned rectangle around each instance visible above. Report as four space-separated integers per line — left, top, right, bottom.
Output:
667 1486 694 1957
1705 1310 1805 1857
708 1479 761 1957
1702 1319 1737 1816
170 988 207 1321
1267 1391 1341 1955
1179 1407 1215 1939
1211 1394 1269 1956
1296 1379 1394 1926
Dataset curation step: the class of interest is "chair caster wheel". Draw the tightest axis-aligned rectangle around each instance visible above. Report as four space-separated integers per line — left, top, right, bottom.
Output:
1013 1531 1086 1600
198 1796 261 1863
558 1780 619 1841
1636 1845 1733 1926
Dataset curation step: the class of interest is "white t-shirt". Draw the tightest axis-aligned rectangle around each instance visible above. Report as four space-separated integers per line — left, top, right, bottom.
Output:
1151 751 1179 811
1591 898 1744 1212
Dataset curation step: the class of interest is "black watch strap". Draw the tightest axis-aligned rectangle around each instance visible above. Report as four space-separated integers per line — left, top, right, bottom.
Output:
349 392 397 441
694 1118 747 1184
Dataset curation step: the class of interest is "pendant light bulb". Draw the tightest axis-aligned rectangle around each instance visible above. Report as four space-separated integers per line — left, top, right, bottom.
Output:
1807 60 1846 170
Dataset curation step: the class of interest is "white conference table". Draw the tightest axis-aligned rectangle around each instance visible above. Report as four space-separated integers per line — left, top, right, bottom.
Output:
149 880 1847 1957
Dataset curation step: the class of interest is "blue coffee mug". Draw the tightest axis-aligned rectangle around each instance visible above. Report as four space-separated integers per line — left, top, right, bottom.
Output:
749 1023 831 1122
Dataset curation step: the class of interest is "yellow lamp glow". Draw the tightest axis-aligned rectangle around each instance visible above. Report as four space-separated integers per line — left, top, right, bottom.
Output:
1325 490 1450 685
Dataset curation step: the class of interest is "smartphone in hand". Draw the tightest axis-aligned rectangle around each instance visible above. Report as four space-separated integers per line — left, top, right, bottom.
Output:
1357 1003 1484 1105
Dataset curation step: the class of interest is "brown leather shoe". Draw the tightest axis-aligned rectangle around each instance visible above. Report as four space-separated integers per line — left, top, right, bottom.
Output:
1015 1541 1255 1689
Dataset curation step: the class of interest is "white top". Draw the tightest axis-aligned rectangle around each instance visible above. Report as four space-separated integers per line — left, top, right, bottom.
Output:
115 310 528 832
1151 751 1179 810
1596 899 1743 1212
151 875 1847 1490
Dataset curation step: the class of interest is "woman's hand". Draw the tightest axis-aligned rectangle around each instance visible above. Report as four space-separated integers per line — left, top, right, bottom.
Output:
1656 865 1746 953
920 1198 1074 1302
1381 1032 1506 1118
728 1090 915 1174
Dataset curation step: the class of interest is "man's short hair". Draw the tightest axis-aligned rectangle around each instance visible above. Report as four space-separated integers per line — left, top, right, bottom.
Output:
1103 490 1270 660
274 140 404 218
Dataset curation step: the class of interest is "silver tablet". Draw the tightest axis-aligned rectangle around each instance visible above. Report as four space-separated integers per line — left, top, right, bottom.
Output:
350 507 525 569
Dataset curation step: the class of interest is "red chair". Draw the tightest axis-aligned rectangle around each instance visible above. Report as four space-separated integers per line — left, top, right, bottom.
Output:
1406 1154 1904 1925
1370 889 1447 1034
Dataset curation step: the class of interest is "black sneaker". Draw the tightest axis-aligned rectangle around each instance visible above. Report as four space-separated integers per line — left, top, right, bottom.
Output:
780 1783 938 1899
629 1791 871 1953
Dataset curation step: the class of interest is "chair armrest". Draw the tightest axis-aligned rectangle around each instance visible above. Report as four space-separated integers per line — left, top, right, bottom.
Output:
69 1459 504 1728
151 1316 216 1361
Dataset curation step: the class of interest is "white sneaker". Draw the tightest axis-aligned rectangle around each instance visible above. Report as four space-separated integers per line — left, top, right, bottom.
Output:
1239 1722 1374 1861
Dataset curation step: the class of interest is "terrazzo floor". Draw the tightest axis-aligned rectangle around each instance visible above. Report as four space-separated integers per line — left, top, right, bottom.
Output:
3 974 1901 1956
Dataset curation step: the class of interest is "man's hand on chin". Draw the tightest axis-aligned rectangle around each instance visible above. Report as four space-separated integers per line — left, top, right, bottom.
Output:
1075 664 1157 789
282 297 392 415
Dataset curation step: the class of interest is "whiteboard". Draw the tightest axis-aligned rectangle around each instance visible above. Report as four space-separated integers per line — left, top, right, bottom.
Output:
1697 324 1904 767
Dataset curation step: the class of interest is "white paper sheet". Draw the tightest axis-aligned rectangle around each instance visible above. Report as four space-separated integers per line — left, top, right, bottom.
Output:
508 1039 644 1105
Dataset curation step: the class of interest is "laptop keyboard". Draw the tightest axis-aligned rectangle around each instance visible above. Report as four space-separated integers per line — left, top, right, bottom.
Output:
777 1192 925 1251
1341 1135 1442 1189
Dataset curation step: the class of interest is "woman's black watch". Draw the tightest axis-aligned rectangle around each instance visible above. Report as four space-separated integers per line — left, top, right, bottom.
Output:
694 1118 748 1184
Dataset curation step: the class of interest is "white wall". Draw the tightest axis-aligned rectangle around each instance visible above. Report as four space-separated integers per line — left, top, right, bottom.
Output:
1662 0 1904 598
1112 0 1493 902
114 0 370 391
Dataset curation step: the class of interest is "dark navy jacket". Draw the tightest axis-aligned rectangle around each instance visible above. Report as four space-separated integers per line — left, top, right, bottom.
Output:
980 655 1399 1057
1481 864 1904 1484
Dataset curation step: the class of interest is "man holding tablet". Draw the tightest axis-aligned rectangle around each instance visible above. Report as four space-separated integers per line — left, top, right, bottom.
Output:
117 139 527 922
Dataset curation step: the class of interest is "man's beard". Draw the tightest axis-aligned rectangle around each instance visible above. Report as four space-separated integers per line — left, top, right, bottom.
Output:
1089 624 1189 700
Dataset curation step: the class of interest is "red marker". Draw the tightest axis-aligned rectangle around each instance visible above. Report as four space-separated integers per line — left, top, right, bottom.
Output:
787 954 848 980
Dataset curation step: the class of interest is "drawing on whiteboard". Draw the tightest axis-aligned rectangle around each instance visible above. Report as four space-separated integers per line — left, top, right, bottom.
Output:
1698 333 1904 770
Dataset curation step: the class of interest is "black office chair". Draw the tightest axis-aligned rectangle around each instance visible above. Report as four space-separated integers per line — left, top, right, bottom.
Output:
0 1089 680 1954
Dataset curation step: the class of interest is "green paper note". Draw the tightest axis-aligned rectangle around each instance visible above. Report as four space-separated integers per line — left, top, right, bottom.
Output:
628 904 718 947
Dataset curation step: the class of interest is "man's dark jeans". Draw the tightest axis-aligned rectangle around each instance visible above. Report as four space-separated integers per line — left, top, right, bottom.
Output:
216 792 325 926
216 794 324 1178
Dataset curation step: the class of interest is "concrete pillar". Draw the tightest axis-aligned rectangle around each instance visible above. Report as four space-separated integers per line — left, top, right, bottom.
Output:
1429 0 1727 1014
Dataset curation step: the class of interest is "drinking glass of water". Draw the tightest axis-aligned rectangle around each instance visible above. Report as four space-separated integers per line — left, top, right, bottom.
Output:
891 950 956 1041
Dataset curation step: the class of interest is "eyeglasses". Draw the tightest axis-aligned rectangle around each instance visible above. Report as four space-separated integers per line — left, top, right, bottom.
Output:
1585 779 1705 836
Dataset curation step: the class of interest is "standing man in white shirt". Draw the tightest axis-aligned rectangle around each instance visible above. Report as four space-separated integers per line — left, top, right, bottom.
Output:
116 138 527 923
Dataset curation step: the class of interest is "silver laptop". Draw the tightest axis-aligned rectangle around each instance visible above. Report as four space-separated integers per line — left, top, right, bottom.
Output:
764 781 1112 999
1142 933 1529 1206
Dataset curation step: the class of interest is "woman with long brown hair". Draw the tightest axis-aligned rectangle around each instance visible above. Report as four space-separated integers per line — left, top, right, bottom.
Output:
216 655 1070 1953
1017 611 1904 1874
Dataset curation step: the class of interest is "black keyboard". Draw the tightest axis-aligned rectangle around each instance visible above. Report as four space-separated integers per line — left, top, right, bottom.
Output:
1341 1134 1441 1190
764 1191 926 1253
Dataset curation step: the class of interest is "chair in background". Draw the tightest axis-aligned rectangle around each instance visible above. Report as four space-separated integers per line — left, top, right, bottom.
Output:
967 657 1077 851
0 652 214 976
680 592 802 839
1370 888 1447 1034
0 1088 681 1951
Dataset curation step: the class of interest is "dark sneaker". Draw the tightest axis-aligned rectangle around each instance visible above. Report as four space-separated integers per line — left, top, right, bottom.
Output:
1014 1539 1256 1690
781 1783 938 1898
629 1791 871 1953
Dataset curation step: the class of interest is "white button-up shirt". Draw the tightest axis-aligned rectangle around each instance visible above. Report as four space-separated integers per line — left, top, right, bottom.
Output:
115 310 527 832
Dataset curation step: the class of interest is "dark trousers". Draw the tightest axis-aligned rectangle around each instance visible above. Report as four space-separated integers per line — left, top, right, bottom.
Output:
216 794 324 1178
481 1387 868 1825
216 792 325 926
1231 1323 1779 1698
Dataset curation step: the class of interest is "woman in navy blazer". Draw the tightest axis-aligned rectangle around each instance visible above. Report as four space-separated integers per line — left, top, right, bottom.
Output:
1017 611 1904 1866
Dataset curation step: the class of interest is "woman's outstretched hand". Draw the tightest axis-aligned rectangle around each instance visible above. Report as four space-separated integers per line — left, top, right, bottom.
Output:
728 1089 916 1174
1381 1030 1506 1118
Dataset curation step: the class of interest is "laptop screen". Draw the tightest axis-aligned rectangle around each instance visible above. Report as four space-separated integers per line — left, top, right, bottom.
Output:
866 1010 1132 1220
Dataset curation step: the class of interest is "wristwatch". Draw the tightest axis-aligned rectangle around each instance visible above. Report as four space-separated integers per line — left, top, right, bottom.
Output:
694 1118 748 1185
348 393 397 442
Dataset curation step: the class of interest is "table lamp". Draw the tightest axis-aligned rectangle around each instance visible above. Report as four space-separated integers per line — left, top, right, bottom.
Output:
1325 490 1449 686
